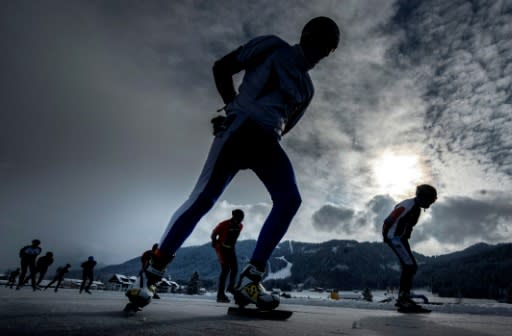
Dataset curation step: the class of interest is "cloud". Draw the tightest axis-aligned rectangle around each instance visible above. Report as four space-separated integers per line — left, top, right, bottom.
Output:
390 0 512 192
311 194 396 237
413 191 512 246
312 204 355 233
366 194 397 231
1 0 512 269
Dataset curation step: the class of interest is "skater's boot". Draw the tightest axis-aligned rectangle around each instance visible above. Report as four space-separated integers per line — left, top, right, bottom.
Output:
144 249 175 294
234 263 279 310
144 249 174 286
395 291 419 309
125 288 152 314
217 293 230 303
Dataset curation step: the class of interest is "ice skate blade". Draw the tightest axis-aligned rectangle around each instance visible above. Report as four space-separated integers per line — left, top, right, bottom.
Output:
227 306 292 320
397 307 431 314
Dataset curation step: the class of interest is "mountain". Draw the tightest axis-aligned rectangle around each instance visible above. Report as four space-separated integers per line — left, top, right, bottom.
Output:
82 240 512 300
420 243 512 299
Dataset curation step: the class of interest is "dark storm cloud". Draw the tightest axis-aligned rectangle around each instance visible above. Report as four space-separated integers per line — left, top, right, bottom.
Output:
3 0 381 267
2 0 512 269
312 204 355 233
413 192 512 245
366 194 396 230
312 195 395 238
313 191 512 248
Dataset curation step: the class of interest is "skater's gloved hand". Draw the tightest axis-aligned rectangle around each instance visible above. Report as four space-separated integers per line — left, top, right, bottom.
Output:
211 115 226 136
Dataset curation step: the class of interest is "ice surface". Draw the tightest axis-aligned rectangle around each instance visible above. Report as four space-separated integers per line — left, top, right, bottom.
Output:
1 287 511 336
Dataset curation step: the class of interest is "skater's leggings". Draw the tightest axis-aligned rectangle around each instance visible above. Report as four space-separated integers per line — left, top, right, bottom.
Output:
387 238 417 295
216 246 238 294
160 115 301 268
18 259 36 288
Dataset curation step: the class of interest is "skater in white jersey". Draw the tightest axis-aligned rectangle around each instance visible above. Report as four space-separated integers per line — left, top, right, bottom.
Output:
382 184 437 310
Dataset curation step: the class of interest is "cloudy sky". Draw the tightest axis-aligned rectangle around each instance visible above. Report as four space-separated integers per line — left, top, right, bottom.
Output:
1 0 511 269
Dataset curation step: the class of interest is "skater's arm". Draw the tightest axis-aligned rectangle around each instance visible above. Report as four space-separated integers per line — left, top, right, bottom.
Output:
382 206 405 239
272 48 314 136
211 223 222 246
211 231 218 246
213 35 288 106
211 220 230 246
282 101 311 135
213 47 244 105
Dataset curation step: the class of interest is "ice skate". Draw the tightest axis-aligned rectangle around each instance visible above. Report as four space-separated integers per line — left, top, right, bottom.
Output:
144 250 174 289
123 288 152 315
395 292 418 308
233 264 279 310
395 293 431 313
217 294 230 303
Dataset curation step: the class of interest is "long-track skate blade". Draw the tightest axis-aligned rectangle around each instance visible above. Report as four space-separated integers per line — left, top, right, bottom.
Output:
227 306 292 320
397 306 431 314
123 303 141 316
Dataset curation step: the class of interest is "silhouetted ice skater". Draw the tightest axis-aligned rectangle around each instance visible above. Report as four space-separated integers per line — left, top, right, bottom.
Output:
16 239 42 291
141 16 341 311
211 209 244 303
5 268 20 288
382 184 437 311
23 251 54 288
79 256 96 294
44 264 71 292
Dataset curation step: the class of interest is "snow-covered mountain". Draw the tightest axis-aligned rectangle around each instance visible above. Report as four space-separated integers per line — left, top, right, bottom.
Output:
90 240 512 300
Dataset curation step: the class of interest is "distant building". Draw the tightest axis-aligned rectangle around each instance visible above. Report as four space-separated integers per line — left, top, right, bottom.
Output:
158 278 180 293
67 278 104 290
105 273 179 293
107 274 137 291
41 278 104 290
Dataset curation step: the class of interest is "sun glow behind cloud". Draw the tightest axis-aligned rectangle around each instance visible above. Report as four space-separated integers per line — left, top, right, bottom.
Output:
373 151 425 199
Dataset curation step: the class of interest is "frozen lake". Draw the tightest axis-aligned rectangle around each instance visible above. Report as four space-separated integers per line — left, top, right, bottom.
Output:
2 287 511 335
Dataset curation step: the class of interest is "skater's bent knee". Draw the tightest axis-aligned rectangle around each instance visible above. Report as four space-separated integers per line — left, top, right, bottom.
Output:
286 192 302 212
274 190 301 208
404 264 417 275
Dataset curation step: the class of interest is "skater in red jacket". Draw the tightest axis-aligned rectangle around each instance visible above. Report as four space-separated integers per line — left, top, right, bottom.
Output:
211 209 244 302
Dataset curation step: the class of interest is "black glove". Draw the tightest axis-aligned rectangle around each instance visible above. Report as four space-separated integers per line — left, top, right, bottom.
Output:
211 115 226 136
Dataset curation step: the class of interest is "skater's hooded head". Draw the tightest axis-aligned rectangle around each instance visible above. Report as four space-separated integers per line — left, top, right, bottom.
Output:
415 184 437 209
231 209 245 224
300 16 341 66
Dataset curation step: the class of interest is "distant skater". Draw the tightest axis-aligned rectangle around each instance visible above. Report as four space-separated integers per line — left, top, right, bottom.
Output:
24 251 54 288
382 184 437 311
211 209 244 303
44 264 71 292
79 256 96 294
142 16 341 311
16 239 42 290
5 268 20 288
139 244 160 299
